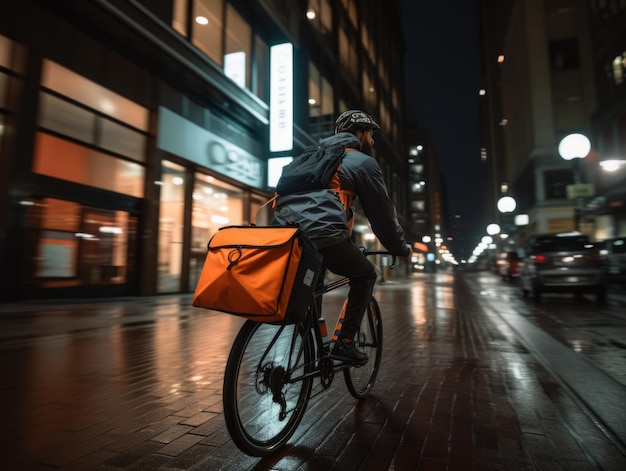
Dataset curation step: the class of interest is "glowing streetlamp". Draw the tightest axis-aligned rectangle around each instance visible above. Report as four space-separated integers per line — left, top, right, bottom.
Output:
558 133 592 231
558 133 591 164
486 223 500 236
497 196 516 214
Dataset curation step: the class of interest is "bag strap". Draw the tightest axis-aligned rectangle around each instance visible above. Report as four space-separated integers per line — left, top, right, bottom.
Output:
250 193 278 226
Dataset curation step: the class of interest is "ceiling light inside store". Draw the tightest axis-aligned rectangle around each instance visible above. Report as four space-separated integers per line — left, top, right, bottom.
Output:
195 16 209 25
100 101 114 114
306 10 316 19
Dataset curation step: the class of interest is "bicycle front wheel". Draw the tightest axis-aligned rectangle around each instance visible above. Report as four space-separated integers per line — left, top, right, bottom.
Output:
223 320 314 456
344 297 383 399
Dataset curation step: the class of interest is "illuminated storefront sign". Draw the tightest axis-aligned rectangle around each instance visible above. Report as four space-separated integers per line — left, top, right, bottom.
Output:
267 156 293 187
157 107 263 188
269 43 293 152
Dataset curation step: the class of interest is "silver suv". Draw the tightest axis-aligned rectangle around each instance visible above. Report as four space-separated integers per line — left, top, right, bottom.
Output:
519 232 606 303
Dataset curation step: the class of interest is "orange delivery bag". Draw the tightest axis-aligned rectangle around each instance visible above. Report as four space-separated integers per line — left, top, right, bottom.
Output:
192 225 323 323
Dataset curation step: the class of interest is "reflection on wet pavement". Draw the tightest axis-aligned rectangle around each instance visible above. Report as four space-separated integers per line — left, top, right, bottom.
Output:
1 274 625 469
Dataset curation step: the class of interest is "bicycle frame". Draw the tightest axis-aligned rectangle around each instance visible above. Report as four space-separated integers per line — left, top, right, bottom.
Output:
254 250 395 386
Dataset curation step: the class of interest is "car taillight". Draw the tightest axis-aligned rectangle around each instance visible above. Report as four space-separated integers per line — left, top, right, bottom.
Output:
592 252 604 261
533 254 547 264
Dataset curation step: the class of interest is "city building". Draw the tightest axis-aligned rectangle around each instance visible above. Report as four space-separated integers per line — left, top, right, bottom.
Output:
0 0 411 301
480 0 626 247
586 1 626 238
481 0 594 245
405 126 444 269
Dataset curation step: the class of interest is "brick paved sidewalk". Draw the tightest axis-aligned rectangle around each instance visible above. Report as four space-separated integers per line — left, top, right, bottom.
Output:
1 274 625 470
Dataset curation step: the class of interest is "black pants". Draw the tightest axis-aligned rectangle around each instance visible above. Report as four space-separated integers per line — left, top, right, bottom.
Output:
317 238 378 339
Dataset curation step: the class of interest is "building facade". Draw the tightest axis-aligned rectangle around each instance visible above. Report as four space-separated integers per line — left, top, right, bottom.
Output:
0 0 409 301
480 0 626 247
586 0 626 238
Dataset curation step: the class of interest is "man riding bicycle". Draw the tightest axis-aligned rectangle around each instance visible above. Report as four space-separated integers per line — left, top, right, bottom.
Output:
273 110 412 365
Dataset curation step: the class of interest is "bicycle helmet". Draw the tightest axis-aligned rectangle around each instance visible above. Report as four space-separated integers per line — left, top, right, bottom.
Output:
334 110 381 134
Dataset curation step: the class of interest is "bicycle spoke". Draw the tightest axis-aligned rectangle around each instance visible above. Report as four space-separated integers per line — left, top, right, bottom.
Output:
223 321 313 456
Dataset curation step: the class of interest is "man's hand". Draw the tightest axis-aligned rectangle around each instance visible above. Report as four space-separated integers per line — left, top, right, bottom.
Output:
398 243 412 262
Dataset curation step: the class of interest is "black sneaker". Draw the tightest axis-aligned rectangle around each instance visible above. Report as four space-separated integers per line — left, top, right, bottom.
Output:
330 338 368 365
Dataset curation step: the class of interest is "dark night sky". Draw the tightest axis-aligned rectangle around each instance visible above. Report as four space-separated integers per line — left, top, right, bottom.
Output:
400 0 485 260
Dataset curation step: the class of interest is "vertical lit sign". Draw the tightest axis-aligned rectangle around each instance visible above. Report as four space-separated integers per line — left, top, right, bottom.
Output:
270 43 293 152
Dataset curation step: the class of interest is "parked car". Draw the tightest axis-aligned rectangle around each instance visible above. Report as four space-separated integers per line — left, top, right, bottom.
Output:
598 236 626 288
519 232 607 303
497 250 521 281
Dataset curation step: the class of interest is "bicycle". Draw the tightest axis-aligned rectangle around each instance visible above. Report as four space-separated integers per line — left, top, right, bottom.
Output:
222 250 396 457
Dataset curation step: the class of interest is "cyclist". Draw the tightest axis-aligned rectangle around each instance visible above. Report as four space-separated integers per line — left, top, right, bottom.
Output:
273 110 412 364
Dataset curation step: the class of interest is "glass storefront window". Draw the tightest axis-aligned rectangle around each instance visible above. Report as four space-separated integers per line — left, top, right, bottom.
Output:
32 132 145 198
99 118 147 161
0 71 8 109
192 0 224 66
172 0 188 36
0 34 26 73
40 60 149 132
189 172 244 289
38 92 147 163
308 0 332 36
158 160 186 293
254 35 269 102
309 63 321 117
224 4 252 89
0 35 10 68
171 3 268 101
363 69 376 108
343 0 358 27
28 198 136 288
38 92 96 143
308 62 334 119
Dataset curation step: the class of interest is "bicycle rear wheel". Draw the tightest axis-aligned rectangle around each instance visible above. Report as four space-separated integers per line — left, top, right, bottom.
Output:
344 297 382 399
223 320 314 456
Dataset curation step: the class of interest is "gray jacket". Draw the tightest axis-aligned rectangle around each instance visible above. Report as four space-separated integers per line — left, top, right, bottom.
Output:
273 132 409 254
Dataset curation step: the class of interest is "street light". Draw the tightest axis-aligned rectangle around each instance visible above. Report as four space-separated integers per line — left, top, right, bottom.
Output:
497 196 516 214
496 195 518 249
558 133 592 231
486 223 500 236
599 158 626 172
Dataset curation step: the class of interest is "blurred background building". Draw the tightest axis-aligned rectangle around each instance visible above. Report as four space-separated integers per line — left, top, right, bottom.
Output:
0 0 426 301
405 126 446 271
480 0 626 250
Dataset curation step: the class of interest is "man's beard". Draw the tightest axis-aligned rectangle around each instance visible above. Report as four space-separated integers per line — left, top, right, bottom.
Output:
361 139 376 157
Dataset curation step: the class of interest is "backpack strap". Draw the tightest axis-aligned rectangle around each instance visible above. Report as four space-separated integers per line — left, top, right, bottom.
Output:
329 148 357 234
252 147 358 229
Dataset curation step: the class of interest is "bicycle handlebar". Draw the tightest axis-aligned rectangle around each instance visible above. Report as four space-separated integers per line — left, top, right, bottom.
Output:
360 248 397 269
